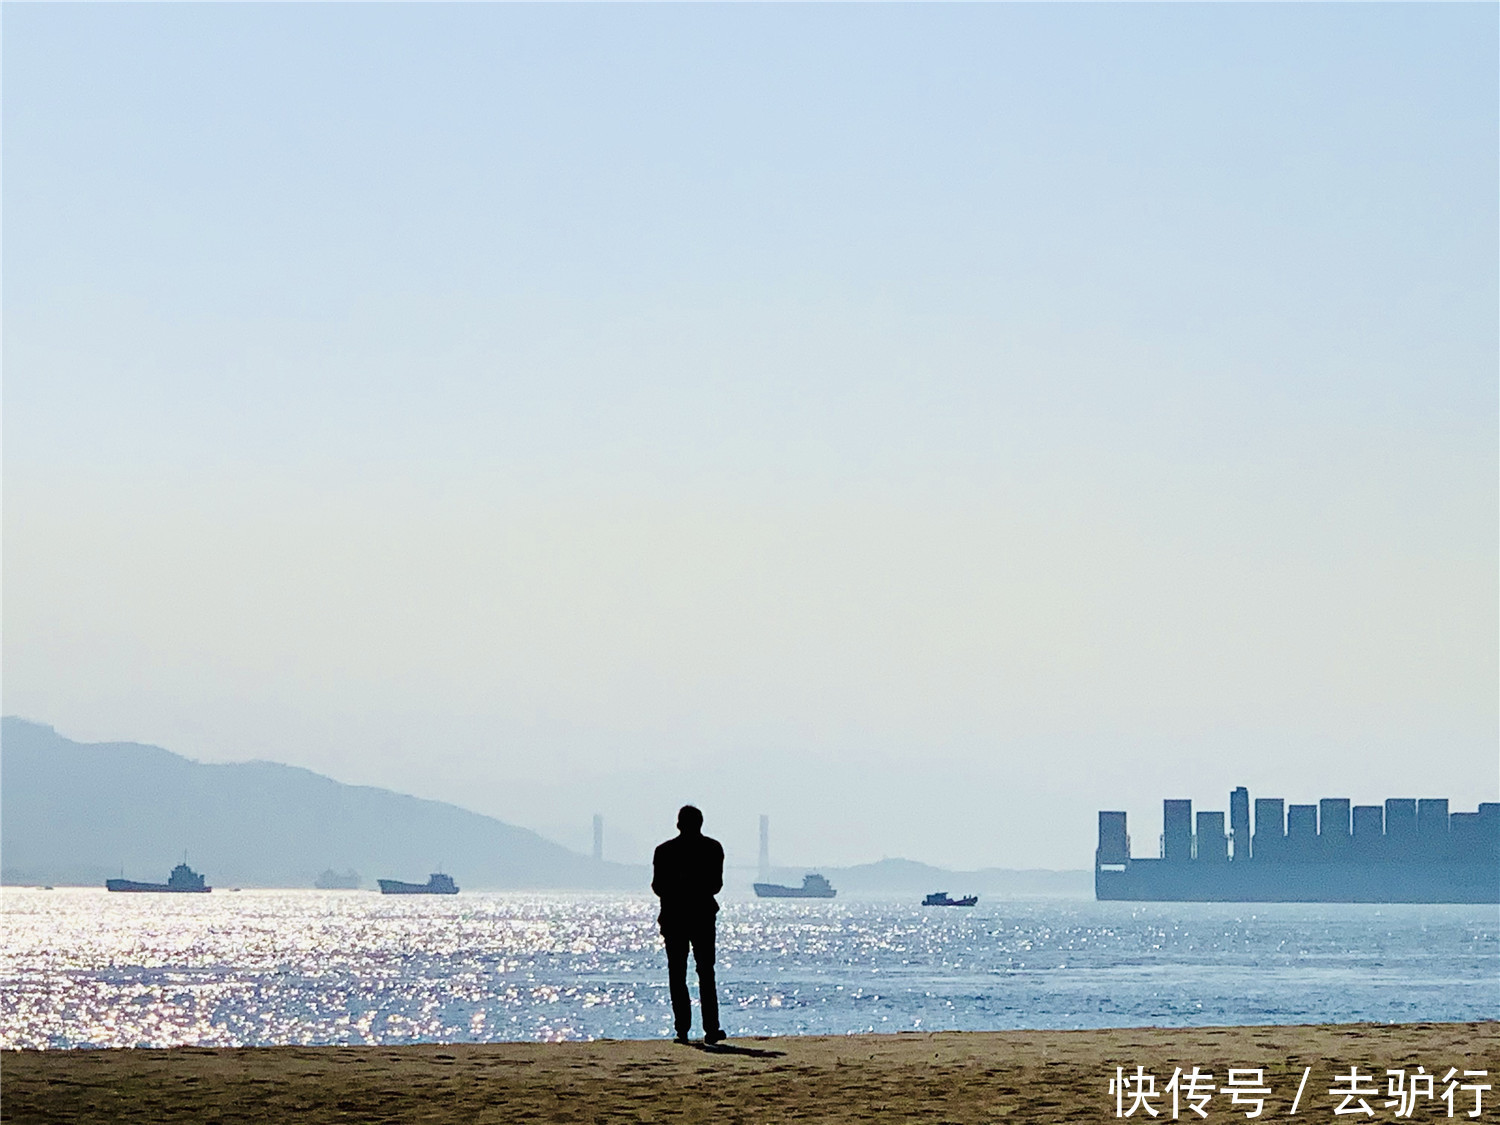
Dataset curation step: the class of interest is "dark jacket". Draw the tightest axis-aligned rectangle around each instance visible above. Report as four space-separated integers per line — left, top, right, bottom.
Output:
652 831 724 927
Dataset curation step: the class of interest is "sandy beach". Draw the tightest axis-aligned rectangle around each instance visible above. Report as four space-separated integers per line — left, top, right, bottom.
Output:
5 1022 1494 1124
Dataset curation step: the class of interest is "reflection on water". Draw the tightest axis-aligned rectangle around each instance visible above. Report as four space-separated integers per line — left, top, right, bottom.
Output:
1 889 1495 1048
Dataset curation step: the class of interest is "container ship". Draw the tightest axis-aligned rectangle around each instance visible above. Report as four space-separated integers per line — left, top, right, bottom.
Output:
1095 788 1499 903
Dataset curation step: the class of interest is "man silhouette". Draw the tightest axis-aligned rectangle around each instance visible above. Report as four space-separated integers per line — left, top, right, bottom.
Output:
652 804 726 1044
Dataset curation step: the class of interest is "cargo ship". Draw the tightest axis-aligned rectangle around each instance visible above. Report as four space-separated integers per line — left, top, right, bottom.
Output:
106 862 211 893
1096 788 1499 903
377 873 458 895
922 891 978 906
314 868 361 890
753 873 836 898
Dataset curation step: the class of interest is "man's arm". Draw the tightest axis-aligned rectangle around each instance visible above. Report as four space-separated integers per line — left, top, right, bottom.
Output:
709 840 724 896
651 843 665 898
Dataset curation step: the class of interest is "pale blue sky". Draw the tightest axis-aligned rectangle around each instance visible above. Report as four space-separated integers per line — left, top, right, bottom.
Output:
5 4 1496 868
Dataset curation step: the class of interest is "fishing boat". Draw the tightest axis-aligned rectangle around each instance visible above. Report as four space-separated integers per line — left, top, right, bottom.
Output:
922 891 978 907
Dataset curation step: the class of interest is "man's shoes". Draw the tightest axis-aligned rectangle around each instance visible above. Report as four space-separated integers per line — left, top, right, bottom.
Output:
704 1029 727 1045
673 1033 691 1045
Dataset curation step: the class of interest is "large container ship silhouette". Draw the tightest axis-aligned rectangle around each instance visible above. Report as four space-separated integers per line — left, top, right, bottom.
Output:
1096 787 1499 903
377 872 458 895
753 873 836 898
106 862 211 893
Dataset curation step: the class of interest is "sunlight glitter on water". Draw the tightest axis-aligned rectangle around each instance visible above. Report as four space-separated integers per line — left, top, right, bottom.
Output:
2 888 1495 1048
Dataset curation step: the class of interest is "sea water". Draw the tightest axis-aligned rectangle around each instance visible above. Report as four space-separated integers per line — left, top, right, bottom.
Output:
1 889 1494 1049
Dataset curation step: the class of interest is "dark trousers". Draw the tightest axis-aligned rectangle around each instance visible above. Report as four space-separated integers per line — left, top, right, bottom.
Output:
662 921 720 1036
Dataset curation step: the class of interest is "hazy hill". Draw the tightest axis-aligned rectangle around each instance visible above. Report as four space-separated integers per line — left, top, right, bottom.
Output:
0 718 645 889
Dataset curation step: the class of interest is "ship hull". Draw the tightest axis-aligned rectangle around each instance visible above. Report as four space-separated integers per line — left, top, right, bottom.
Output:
377 879 458 895
753 883 836 898
106 880 211 893
1095 860 1498 904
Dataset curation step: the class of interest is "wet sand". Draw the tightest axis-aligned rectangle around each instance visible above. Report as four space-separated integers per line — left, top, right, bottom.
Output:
4 1023 1495 1124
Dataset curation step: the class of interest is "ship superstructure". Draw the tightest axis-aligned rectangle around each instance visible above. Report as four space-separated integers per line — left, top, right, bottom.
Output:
1096 788 1499 903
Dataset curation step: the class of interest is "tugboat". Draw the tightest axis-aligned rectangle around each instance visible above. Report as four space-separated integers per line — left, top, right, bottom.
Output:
922 891 978 907
753 873 836 898
314 868 361 890
377 872 459 895
106 863 211 893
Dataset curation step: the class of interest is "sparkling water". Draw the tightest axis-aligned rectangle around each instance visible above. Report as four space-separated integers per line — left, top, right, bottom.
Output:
2 889 1494 1049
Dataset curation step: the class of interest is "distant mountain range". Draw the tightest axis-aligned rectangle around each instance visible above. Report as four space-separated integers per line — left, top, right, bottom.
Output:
0 718 645 889
1 717 1089 895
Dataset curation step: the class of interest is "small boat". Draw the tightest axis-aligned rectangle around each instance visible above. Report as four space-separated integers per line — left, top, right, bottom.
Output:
378 873 459 895
753 873 836 899
106 863 211 893
922 891 978 907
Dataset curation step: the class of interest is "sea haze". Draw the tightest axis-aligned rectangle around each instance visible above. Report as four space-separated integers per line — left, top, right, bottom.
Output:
2 890 1494 1049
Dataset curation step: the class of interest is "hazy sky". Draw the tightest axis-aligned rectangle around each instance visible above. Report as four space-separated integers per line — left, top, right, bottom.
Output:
5 4 1496 870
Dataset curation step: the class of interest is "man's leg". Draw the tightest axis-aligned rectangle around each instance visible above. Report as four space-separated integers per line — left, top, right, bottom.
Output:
690 923 723 1040
663 928 692 1040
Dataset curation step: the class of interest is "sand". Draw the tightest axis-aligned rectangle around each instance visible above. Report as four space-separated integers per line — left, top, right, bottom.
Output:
4 1023 1495 1124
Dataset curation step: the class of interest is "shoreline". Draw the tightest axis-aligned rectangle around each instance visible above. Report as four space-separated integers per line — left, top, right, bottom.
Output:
7 1022 1495 1124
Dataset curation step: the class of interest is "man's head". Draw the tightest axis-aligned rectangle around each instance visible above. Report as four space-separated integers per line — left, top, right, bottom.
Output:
677 805 704 834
